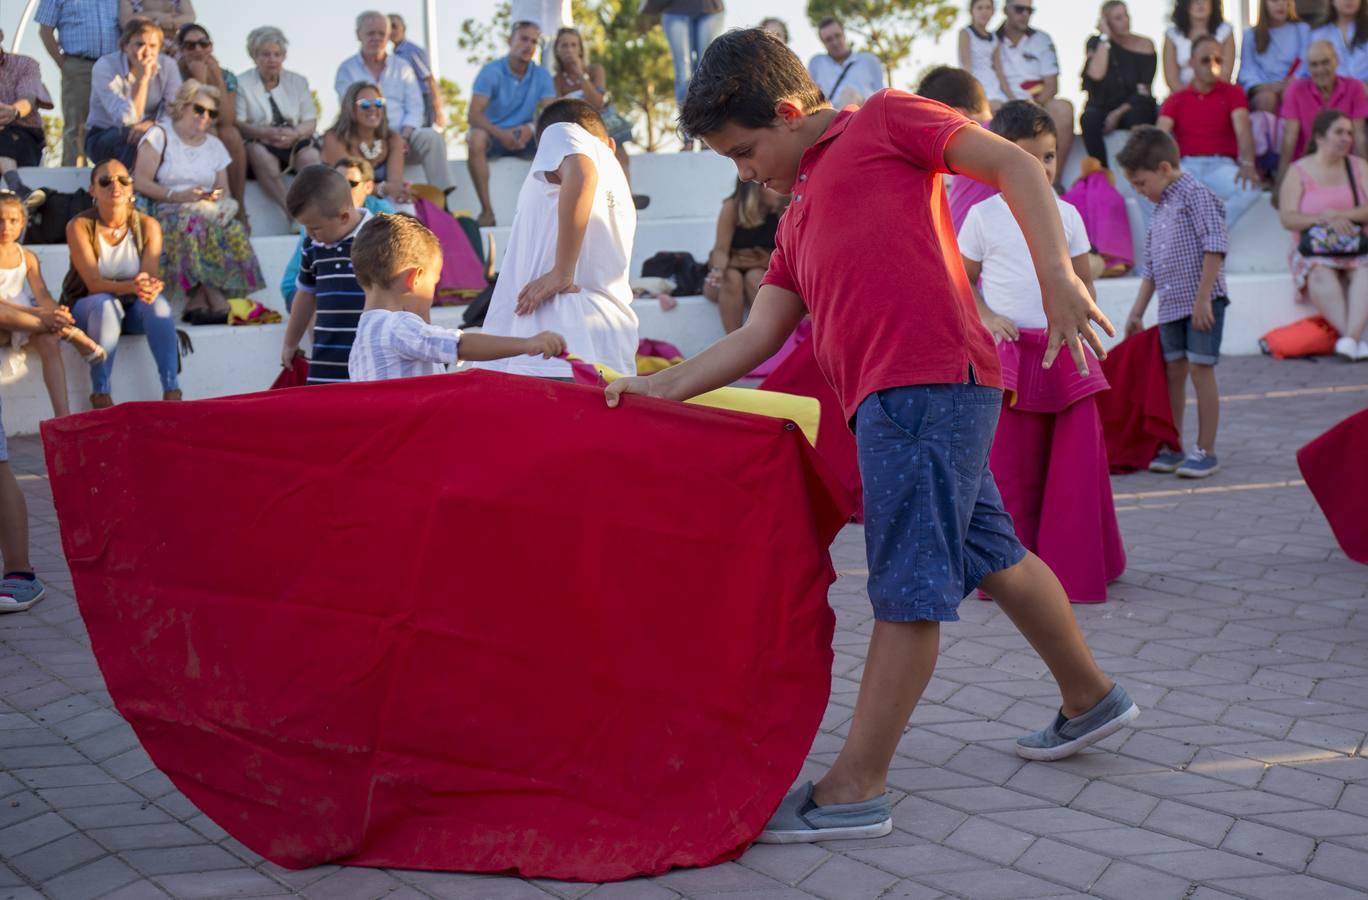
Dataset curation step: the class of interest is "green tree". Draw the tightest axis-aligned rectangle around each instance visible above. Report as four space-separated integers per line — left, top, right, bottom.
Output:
41 114 63 167
582 0 675 151
459 2 511 66
807 0 960 87
440 78 470 147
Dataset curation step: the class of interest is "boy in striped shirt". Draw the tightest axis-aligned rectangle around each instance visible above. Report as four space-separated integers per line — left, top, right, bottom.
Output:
347 213 565 382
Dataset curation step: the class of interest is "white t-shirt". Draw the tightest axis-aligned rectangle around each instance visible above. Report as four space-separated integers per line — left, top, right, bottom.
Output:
998 29 1060 101
1167 23 1234 86
807 52 885 107
481 122 637 378
138 124 231 193
348 308 463 382
958 194 1090 329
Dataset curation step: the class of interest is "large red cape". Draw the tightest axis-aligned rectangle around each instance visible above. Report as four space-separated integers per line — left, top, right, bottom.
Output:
1298 408 1368 564
41 371 852 881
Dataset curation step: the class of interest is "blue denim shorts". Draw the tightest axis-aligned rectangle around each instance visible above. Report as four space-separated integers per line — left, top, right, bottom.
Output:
1160 297 1229 365
855 383 1027 622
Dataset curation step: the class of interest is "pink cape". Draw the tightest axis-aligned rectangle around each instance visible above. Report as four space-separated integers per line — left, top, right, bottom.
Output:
415 197 486 294
1061 172 1135 270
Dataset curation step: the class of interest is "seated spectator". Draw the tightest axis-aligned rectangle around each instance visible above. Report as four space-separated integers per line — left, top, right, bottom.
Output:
65 160 181 408
1081 1 1158 169
1163 0 1236 91
759 17 789 43
1239 0 1311 114
468 20 556 227
334 12 453 200
703 179 786 332
85 16 181 166
1276 40 1368 190
551 28 634 180
1278 109 1368 360
997 3 1074 188
37 0 121 166
959 0 1010 109
236 26 322 220
176 24 247 227
0 36 55 207
117 0 194 54
323 82 412 204
916 66 996 232
1309 0 1368 81
808 17 883 108
388 13 442 128
510 0 572 62
132 80 264 325
1158 35 1263 226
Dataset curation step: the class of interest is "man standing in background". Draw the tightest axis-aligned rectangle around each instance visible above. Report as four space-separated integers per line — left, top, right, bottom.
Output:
807 17 884 108
389 13 443 129
36 0 120 166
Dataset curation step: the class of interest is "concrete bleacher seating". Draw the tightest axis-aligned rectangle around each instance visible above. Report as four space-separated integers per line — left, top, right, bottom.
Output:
0 138 1307 437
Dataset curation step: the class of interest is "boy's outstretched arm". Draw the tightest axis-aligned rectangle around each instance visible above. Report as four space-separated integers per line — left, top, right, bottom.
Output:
944 125 1115 373
457 331 566 362
517 154 596 314
605 284 806 407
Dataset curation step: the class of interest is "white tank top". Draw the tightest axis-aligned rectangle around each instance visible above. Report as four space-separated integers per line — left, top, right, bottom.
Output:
0 249 33 306
98 229 142 281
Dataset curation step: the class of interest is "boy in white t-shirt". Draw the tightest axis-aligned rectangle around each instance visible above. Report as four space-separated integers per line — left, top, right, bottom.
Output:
347 213 564 383
480 99 638 379
958 101 1126 604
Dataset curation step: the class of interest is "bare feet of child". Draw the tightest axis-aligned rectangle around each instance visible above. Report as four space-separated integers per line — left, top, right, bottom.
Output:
62 326 106 364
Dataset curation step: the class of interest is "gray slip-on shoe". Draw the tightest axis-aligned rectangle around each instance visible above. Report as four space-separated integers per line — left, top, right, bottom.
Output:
756 781 892 844
1016 683 1140 761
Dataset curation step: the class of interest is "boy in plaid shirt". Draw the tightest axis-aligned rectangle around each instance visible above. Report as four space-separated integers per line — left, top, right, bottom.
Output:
1120 126 1228 479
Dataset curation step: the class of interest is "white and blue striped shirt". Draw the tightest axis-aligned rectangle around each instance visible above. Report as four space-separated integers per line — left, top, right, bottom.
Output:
348 309 462 382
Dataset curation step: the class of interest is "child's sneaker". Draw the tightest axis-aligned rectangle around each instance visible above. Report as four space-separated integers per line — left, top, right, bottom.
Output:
1017 683 1140 761
1148 448 1185 473
1336 336 1359 360
756 782 892 843
0 574 46 613
1176 448 1220 478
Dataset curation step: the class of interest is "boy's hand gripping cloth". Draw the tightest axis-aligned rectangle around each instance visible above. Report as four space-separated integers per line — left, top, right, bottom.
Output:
41 371 852 881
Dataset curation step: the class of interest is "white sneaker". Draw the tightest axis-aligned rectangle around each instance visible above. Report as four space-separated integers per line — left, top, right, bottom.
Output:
1336 336 1359 360
1357 340 1368 361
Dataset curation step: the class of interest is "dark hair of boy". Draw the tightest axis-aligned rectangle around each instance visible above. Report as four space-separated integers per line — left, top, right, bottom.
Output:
989 99 1057 143
678 28 826 141
536 97 610 142
917 66 988 115
1115 125 1181 173
285 165 354 220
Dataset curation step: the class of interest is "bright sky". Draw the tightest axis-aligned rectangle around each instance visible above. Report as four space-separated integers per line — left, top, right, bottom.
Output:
3 0 1231 152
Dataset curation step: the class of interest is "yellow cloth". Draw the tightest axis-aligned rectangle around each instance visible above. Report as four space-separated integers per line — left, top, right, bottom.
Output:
226 299 282 325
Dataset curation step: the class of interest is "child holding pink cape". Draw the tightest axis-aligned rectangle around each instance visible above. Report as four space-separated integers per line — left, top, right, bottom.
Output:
959 101 1126 602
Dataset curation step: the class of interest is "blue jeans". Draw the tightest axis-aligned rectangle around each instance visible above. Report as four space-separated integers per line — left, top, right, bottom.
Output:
661 13 725 107
72 293 180 395
84 125 137 167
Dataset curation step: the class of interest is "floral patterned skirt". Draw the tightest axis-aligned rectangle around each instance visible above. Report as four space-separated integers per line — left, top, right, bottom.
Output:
152 202 264 302
1290 249 1368 302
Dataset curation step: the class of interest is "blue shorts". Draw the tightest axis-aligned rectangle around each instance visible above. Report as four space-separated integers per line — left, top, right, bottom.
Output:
1160 297 1229 365
855 383 1027 622
487 136 538 160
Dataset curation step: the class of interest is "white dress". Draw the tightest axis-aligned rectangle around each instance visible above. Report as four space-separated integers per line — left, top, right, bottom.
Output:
962 26 1007 103
1167 23 1234 86
0 250 36 359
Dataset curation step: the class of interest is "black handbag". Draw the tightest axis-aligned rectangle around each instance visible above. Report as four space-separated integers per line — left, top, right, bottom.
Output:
1298 157 1368 258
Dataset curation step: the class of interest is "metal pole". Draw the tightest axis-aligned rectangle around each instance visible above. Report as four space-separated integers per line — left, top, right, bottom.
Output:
424 0 439 81
12 0 41 53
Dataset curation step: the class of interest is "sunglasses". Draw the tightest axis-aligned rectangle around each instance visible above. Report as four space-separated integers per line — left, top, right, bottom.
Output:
1196 55 1223 63
356 98 387 110
345 179 364 188
192 102 219 119
97 175 133 188
181 39 212 49
1010 4 1035 12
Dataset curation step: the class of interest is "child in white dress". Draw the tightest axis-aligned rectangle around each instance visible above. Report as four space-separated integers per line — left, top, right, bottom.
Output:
958 0 1010 108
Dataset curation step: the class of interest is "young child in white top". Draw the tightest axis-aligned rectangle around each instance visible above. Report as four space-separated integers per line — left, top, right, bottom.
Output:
0 195 105 418
958 0 1011 107
347 214 564 383
480 99 638 379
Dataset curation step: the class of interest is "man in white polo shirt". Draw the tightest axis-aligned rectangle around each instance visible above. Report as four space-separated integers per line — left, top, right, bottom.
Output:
807 17 884 108
997 1 1073 188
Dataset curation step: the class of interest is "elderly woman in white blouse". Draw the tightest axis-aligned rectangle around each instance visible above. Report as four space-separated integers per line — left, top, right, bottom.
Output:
234 26 321 217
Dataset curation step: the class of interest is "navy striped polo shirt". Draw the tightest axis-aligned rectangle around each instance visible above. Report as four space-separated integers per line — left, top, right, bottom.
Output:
297 209 371 385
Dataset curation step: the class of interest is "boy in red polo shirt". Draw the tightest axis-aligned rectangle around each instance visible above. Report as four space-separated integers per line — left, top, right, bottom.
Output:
605 29 1139 843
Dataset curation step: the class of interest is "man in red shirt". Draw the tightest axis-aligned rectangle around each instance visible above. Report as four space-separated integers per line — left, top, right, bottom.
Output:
1157 34 1263 226
1274 39 1368 189
604 29 1138 843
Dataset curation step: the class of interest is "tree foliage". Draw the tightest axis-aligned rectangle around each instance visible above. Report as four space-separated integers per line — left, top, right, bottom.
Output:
41 114 63 167
459 2 512 67
440 78 471 147
806 0 960 86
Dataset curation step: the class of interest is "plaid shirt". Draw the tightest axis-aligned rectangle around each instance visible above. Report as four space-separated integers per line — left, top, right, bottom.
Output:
0 54 52 130
35 0 120 60
1137 172 1229 323
348 309 462 382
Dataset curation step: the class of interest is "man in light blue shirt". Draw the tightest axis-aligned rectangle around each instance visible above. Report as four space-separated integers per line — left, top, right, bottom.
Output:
388 13 442 129
334 10 452 192
467 20 556 226
36 0 120 165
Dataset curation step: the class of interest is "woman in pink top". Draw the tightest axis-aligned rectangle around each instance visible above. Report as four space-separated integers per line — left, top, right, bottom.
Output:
1279 109 1368 359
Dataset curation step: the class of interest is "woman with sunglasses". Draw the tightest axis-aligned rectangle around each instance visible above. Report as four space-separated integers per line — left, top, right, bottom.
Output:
131 80 263 325
235 26 321 219
63 160 180 408
176 24 247 229
322 81 412 204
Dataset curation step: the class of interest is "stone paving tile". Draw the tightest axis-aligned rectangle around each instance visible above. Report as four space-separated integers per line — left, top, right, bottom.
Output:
2 357 1368 898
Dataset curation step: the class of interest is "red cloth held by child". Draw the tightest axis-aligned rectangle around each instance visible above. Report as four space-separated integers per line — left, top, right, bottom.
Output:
1097 328 1181 473
270 355 309 390
41 372 851 881
1298 408 1368 564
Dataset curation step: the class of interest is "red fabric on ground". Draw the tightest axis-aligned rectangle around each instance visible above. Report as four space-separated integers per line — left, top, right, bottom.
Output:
1097 328 1181 473
1298 408 1368 564
760 335 863 522
42 371 851 881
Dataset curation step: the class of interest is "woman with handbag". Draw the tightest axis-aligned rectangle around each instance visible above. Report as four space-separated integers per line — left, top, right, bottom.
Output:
131 79 264 326
1279 108 1368 359
235 26 322 220
63 159 181 408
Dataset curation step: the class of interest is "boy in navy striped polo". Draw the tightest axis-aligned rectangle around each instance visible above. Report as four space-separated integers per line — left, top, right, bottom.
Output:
280 166 373 385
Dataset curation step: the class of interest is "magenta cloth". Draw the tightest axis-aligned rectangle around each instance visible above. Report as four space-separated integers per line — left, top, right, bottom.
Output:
988 330 1124 602
638 338 684 361
747 319 812 379
1280 75 1368 160
415 197 486 294
1061 173 1135 270
949 175 999 234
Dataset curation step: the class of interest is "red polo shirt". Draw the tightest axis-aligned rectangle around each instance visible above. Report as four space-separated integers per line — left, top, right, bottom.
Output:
760 90 1002 424
1159 80 1248 159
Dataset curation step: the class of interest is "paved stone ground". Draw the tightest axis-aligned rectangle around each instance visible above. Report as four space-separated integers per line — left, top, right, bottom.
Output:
3 356 1368 900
